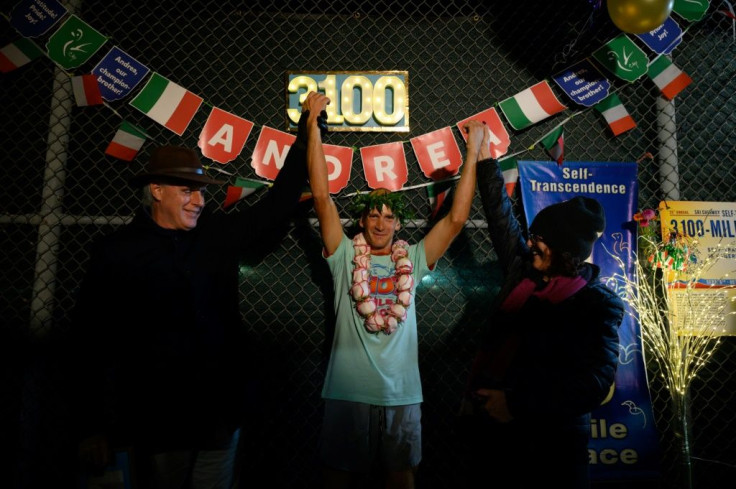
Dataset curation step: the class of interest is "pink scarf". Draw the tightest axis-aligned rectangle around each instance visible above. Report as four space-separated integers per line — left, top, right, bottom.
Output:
500 275 587 312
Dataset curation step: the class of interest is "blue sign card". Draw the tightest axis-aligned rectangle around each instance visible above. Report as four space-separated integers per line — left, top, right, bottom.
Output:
10 0 68 37
552 59 610 108
636 17 683 55
92 46 150 101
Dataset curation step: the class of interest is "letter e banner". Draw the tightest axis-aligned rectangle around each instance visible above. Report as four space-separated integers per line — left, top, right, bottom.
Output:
410 127 463 180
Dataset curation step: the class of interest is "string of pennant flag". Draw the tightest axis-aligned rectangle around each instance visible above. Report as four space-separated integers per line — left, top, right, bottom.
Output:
0 0 711 215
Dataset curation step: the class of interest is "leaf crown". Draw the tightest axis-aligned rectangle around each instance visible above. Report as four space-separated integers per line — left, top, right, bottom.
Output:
347 188 414 224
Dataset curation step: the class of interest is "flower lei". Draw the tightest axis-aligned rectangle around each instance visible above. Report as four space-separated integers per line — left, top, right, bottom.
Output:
350 233 414 335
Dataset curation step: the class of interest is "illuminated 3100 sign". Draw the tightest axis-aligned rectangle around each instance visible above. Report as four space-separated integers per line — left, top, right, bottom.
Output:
286 71 409 132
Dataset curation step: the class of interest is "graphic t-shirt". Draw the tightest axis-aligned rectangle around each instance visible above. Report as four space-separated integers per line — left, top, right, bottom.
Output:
322 234 431 405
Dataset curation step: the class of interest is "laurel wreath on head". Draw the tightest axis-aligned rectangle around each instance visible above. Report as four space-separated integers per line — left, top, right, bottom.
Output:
347 189 414 224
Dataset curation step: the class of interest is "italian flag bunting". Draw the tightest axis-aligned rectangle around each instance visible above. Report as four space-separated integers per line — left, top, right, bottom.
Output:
71 74 103 106
426 179 455 218
223 177 270 209
595 94 636 137
0 38 43 73
105 121 147 161
541 126 564 166
299 185 314 202
647 56 692 101
129 72 203 135
499 81 566 131
499 157 518 197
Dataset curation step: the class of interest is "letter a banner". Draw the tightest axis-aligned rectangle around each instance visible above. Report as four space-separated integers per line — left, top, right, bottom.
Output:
518 160 661 481
456 107 510 159
199 107 254 164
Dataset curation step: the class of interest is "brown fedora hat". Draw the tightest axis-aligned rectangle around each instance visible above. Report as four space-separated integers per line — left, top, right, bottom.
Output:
130 145 227 186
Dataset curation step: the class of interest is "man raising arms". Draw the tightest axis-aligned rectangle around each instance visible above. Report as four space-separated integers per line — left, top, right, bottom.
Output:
302 91 489 489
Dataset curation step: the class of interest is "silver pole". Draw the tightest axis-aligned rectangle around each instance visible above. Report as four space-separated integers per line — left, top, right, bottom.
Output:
656 81 681 201
29 0 82 335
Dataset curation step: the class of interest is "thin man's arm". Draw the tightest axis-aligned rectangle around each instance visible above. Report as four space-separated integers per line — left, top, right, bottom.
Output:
423 121 489 266
303 92 343 256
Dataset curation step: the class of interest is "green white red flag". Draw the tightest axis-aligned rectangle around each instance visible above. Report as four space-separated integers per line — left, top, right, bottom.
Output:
595 93 636 136
299 186 314 202
499 157 518 197
426 179 455 219
105 121 146 161
223 177 270 209
129 72 203 135
498 81 566 131
541 126 564 166
71 74 103 106
0 38 43 73
647 56 692 101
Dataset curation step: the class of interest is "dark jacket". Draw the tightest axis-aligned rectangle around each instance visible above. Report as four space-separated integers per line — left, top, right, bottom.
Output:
471 158 623 428
70 132 308 450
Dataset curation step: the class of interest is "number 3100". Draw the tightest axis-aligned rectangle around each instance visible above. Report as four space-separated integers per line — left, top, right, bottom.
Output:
286 72 409 132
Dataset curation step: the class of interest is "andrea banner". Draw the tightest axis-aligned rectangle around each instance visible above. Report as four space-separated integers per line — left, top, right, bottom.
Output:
518 160 660 481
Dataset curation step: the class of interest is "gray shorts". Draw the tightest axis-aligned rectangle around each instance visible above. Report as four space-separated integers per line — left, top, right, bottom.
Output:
319 399 422 472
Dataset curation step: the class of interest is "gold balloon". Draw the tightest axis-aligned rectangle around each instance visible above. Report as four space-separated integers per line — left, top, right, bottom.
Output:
607 0 674 34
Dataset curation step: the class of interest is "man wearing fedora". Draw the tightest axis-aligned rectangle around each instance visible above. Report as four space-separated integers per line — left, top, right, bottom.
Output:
70 134 312 488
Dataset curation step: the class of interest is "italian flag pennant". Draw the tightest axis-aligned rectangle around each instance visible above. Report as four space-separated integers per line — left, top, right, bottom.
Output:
299 185 314 202
594 93 636 137
129 72 203 135
426 179 455 218
498 81 566 131
223 177 270 209
105 121 147 161
0 38 43 73
498 157 518 197
71 74 103 106
718 8 736 21
541 126 564 166
647 56 692 101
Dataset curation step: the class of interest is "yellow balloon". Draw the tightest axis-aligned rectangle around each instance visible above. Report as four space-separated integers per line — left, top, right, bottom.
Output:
607 0 674 34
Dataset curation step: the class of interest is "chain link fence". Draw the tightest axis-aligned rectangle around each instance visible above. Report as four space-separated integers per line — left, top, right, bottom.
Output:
2 0 734 487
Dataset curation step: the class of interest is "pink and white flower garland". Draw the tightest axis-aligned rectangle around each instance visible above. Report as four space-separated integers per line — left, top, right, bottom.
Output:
350 233 414 335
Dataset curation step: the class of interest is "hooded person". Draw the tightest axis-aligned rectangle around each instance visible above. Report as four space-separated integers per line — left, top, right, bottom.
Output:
528 196 606 263
459 157 624 489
